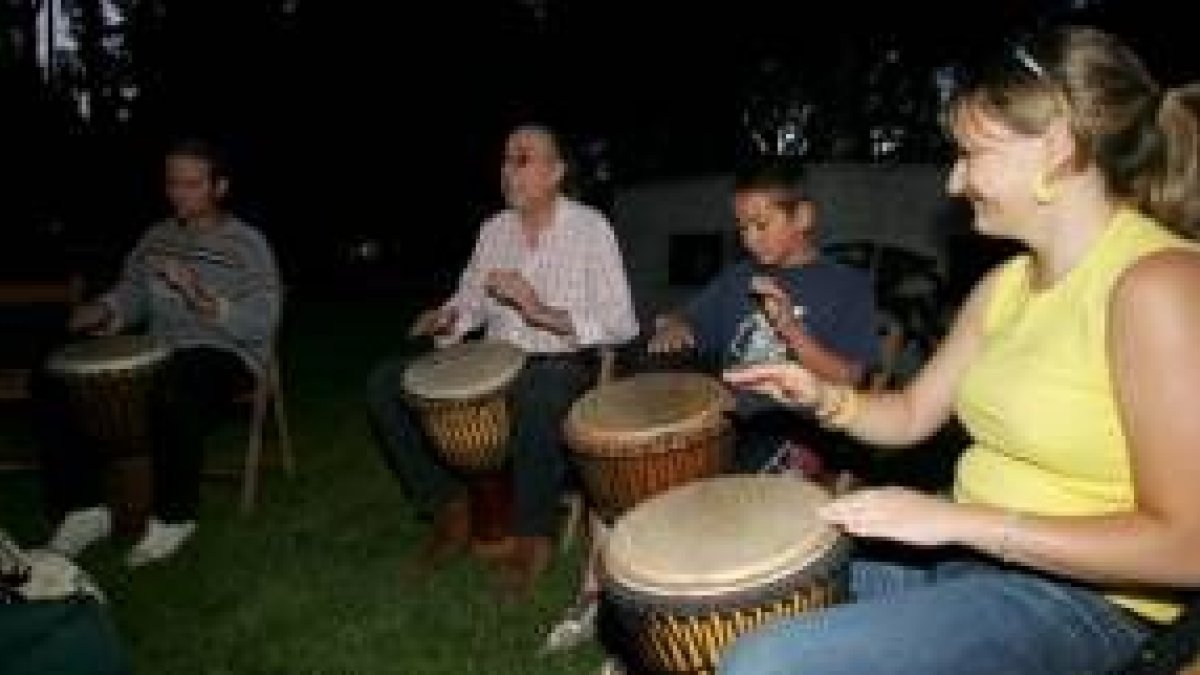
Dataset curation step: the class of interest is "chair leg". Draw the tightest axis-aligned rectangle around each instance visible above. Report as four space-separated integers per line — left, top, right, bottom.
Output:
559 492 585 556
241 386 269 514
270 363 295 476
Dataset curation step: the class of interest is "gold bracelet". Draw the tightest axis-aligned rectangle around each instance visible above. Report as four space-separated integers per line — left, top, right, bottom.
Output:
813 381 842 419
816 379 835 415
823 387 862 430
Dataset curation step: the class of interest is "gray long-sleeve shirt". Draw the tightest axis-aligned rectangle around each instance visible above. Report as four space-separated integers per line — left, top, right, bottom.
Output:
100 216 281 373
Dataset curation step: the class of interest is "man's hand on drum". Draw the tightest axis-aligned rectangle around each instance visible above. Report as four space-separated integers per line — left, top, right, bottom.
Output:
818 487 965 547
67 302 116 336
723 361 821 409
409 306 457 338
750 275 802 335
647 314 696 354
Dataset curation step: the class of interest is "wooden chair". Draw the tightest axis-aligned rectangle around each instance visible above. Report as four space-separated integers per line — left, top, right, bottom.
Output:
0 277 83 402
235 351 295 513
1111 594 1200 674
0 276 83 471
868 313 907 393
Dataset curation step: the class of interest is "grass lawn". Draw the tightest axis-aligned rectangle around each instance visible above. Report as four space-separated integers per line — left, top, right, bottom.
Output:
1 297 605 674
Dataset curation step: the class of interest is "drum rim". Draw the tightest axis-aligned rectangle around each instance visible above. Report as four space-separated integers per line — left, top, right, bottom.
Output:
601 474 843 596
602 534 851 614
401 340 527 401
45 335 171 375
565 372 725 449
567 417 729 458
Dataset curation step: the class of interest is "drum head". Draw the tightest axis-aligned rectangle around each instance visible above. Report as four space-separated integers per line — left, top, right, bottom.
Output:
604 474 841 598
402 340 526 400
566 372 724 451
46 335 170 375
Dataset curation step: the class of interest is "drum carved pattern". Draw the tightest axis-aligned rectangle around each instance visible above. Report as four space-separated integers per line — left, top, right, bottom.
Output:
413 395 511 472
618 572 846 674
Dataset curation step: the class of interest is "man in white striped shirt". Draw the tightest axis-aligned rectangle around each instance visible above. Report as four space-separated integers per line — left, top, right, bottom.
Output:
367 124 637 596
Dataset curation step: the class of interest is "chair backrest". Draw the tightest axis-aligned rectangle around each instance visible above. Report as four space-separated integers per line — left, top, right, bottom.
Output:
1112 593 1200 674
0 277 83 305
867 313 906 393
0 275 83 401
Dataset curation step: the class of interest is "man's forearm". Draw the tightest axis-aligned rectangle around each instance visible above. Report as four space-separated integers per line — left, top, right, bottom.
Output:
528 303 576 338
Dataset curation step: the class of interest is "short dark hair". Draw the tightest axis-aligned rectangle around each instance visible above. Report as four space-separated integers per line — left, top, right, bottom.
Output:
507 121 583 198
165 137 229 181
733 158 810 207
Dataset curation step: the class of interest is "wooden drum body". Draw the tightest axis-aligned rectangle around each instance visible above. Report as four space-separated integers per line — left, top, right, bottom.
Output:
45 335 171 536
602 474 850 674
406 393 512 473
402 341 526 545
565 372 729 521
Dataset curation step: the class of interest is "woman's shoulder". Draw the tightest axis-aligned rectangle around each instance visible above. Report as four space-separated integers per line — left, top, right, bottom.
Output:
1115 246 1200 304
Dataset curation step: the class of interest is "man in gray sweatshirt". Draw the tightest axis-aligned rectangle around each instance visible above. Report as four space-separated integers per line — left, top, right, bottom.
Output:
36 138 281 567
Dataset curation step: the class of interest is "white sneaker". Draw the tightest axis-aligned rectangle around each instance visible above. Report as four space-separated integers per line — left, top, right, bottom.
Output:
46 506 112 558
126 518 196 568
540 596 599 654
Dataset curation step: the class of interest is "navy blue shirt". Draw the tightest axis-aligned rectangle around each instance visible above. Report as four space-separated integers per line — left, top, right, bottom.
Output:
682 258 879 371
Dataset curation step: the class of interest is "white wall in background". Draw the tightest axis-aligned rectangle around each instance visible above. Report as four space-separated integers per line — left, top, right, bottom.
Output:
612 163 965 319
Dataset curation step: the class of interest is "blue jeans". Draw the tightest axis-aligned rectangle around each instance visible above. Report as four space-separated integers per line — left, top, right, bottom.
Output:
717 552 1153 675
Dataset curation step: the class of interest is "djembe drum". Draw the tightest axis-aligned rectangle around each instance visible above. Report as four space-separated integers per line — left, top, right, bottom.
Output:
602 474 850 674
565 372 729 521
402 340 526 551
45 335 171 536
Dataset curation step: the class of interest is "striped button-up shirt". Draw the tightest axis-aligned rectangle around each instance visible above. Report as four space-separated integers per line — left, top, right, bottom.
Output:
444 197 638 354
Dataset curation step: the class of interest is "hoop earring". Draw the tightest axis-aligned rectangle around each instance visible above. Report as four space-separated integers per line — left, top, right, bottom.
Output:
1033 173 1058 205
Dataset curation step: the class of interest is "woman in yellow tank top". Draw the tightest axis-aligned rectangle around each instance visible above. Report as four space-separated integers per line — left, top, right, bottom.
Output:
719 26 1200 675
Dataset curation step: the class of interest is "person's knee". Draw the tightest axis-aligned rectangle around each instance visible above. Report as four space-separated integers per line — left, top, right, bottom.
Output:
718 627 786 675
365 358 404 413
718 617 836 675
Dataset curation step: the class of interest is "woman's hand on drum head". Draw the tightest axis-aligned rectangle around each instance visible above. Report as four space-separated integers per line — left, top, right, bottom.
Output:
819 487 962 547
647 314 696 354
409 306 457 338
67 302 115 336
722 362 821 409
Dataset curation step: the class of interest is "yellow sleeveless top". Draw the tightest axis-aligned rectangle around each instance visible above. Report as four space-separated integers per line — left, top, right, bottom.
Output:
954 208 1188 622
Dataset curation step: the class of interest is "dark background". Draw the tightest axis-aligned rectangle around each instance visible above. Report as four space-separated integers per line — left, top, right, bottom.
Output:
2 0 1197 297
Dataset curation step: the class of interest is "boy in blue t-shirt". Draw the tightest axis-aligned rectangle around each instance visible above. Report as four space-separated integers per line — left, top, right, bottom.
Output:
648 160 879 472
541 161 882 657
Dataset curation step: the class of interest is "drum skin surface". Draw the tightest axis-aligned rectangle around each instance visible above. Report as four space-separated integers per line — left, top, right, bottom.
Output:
566 372 726 453
401 340 525 401
46 335 169 376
